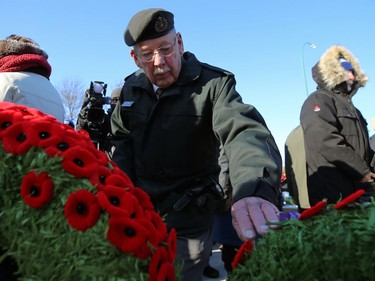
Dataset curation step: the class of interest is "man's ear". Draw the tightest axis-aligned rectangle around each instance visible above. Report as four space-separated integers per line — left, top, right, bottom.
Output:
176 32 184 55
130 49 142 68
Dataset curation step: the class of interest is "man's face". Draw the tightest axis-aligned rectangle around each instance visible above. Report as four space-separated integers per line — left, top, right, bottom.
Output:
131 31 184 89
346 70 355 90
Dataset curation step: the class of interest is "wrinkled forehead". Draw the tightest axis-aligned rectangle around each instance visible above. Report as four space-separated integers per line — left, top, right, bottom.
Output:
134 30 176 51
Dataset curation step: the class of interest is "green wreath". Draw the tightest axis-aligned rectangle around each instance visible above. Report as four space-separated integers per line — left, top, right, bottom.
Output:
0 102 181 281
229 190 375 281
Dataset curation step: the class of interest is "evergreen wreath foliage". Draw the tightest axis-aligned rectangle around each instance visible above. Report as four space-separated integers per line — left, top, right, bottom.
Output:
0 102 180 281
229 196 375 281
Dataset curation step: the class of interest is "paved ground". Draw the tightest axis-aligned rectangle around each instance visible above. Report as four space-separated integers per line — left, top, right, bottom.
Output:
203 243 228 281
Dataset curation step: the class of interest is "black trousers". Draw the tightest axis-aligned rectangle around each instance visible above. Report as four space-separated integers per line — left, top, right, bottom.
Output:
0 256 19 281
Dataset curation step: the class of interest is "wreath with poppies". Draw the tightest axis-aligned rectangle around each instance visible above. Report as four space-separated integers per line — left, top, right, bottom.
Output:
0 102 180 281
229 190 375 281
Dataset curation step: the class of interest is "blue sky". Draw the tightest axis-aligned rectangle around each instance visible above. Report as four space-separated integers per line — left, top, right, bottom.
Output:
1 0 375 163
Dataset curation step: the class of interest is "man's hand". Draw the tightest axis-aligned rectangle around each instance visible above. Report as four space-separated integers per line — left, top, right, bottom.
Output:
360 171 375 183
231 197 280 241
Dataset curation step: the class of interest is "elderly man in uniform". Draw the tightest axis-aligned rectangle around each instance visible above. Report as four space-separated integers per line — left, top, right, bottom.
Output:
111 8 282 280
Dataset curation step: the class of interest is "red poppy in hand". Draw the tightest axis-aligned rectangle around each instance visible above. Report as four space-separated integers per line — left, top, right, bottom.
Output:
298 201 327 220
231 239 253 269
334 189 365 209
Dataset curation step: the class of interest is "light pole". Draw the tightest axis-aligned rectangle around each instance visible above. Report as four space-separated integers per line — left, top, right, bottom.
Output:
301 42 316 96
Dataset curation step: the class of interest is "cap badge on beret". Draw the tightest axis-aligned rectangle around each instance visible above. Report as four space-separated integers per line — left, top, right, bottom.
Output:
155 16 168 33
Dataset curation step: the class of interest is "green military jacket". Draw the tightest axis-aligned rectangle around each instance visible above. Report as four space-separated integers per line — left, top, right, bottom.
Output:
111 52 282 236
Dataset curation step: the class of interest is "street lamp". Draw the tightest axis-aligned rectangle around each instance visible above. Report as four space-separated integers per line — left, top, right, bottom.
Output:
301 42 317 96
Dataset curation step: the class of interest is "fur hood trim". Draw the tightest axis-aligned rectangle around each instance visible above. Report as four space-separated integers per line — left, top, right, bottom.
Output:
317 45 368 90
0 36 48 60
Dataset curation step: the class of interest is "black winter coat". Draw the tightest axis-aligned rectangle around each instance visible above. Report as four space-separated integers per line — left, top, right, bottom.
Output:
300 46 373 206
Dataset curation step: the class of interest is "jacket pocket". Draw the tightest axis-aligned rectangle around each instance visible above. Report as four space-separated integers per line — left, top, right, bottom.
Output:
336 107 358 137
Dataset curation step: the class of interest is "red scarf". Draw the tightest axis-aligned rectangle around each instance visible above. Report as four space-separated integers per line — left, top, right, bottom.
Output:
0 54 52 78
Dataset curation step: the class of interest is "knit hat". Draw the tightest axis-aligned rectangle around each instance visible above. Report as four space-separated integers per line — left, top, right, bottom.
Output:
339 57 354 71
0 34 48 59
0 34 51 78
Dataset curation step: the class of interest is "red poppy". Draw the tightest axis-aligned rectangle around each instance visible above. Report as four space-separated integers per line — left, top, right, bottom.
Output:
98 186 144 218
132 240 154 260
148 246 170 281
107 216 151 258
145 210 168 247
44 128 88 157
133 187 154 211
85 144 110 166
231 240 254 269
76 129 98 149
64 189 101 231
17 106 51 120
156 261 175 281
25 120 54 146
334 189 366 209
105 173 134 190
58 124 86 140
0 101 21 111
88 165 113 191
109 166 135 189
1 121 32 154
26 120 64 147
26 114 56 124
20 171 54 208
77 128 90 139
298 201 327 220
166 228 177 262
61 146 100 178
0 109 24 138
1 103 46 120
97 185 127 214
120 192 145 219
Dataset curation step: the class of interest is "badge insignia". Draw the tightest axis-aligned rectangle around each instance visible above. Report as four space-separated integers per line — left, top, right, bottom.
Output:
154 16 168 33
314 105 321 112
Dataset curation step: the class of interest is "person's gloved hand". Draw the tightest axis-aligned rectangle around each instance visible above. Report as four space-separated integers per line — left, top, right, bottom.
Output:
231 196 280 241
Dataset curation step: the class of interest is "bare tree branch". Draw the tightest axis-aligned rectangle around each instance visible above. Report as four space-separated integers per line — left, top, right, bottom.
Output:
56 78 85 123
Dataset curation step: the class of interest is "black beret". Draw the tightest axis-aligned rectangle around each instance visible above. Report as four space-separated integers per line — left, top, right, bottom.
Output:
124 8 174 46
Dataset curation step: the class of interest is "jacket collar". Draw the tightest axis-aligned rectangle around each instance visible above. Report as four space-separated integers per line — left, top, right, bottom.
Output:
175 51 201 85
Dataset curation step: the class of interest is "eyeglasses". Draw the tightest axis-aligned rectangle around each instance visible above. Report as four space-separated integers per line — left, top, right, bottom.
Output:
111 97 119 104
136 39 177 63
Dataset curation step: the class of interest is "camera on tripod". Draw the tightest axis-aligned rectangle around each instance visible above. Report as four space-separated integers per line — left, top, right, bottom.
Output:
87 81 112 124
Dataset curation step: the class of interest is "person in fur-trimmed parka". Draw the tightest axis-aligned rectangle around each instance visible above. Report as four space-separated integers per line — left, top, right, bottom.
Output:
0 34 65 121
300 45 375 207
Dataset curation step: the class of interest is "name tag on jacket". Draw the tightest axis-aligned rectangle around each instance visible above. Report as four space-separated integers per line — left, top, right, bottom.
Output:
122 101 134 107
